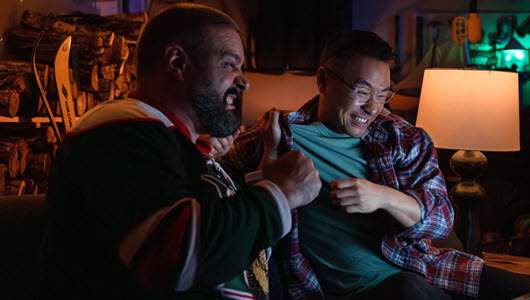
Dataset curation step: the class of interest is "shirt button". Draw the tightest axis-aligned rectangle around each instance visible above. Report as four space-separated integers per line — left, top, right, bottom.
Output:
401 241 408 247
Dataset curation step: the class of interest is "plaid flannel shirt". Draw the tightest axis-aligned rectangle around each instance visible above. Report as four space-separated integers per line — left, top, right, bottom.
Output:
219 96 485 299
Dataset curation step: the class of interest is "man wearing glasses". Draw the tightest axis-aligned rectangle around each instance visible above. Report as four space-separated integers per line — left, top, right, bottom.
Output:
217 30 530 299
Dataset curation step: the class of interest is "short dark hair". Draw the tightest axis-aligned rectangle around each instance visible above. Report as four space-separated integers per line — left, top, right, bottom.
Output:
319 30 395 67
136 3 240 76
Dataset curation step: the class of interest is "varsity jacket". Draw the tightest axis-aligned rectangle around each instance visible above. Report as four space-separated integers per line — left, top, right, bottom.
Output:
218 96 485 298
40 93 291 299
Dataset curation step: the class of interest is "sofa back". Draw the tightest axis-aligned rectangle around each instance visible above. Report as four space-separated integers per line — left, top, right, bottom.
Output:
0 194 47 300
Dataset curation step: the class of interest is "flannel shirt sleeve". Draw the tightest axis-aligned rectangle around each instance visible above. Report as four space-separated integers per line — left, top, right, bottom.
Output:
392 125 454 242
217 127 264 184
218 108 296 183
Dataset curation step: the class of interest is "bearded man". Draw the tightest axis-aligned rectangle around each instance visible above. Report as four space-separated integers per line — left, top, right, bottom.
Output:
39 4 320 299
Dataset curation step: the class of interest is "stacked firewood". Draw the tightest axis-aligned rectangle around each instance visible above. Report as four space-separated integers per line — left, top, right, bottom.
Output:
0 61 49 118
3 9 146 118
0 10 147 194
0 131 54 195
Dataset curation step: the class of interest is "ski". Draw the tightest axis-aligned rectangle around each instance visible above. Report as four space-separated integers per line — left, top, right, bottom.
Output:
55 36 76 132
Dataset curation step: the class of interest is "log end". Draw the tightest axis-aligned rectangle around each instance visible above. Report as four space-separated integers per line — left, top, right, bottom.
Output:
8 90 20 118
8 144 19 179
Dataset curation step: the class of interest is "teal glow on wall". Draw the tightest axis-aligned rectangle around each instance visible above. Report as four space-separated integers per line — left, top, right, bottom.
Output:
466 13 530 72
500 49 530 72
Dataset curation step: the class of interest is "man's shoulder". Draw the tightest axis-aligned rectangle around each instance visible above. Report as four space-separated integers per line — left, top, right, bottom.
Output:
66 116 178 147
70 98 174 133
376 112 428 137
372 112 432 149
65 98 185 147
62 110 190 164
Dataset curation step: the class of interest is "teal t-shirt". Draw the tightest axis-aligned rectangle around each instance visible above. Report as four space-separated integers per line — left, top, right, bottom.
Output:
292 122 401 296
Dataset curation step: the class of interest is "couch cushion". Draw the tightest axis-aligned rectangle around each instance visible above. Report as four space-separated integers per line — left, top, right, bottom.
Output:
0 194 48 299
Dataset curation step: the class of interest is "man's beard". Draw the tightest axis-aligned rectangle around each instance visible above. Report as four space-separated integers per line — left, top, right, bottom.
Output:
190 77 241 138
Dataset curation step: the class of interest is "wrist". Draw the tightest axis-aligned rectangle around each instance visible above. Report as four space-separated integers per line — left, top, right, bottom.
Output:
377 184 394 211
259 150 277 171
263 144 279 156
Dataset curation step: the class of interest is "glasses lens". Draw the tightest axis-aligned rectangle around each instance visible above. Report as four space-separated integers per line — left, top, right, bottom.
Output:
367 90 394 103
353 88 371 102
327 68 395 104
384 91 395 103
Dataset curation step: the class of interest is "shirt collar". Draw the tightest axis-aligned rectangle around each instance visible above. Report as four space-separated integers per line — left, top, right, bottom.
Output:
290 95 392 142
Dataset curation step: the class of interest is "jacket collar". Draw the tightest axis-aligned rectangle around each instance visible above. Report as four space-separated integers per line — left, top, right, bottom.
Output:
127 92 212 154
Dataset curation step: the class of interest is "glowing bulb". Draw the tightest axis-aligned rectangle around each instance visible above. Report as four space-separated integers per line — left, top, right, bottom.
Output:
506 55 512 61
515 51 525 60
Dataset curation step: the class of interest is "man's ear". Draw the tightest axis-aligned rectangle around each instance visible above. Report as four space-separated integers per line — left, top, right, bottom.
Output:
164 44 188 80
316 66 327 93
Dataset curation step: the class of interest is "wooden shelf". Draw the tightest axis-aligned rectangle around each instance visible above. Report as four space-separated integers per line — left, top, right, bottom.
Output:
0 116 74 128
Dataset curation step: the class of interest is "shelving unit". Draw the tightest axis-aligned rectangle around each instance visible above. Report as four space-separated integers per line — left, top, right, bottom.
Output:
0 115 67 196
0 116 77 128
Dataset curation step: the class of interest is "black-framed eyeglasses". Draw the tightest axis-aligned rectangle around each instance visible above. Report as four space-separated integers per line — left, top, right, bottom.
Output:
325 68 395 104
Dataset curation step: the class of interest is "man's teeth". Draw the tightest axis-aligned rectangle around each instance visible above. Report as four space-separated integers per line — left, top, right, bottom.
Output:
352 116 367 123
226 96 234 105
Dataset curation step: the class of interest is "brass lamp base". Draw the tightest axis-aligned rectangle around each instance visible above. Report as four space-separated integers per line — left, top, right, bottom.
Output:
449 150 487 256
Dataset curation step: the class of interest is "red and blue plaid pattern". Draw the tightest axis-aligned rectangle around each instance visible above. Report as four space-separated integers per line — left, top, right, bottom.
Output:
219 96 485 298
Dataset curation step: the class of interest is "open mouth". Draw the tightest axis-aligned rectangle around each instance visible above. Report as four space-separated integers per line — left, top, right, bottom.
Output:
351 115 368 124
224 88 240 110
225 94 235 105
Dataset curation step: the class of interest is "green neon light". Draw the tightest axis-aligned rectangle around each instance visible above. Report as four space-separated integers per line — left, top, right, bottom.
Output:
500 49 529 72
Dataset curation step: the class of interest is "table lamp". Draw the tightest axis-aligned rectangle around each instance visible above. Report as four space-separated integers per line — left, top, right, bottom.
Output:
416 69 520 255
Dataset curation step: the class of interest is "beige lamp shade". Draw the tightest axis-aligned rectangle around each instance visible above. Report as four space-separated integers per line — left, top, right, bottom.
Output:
416 69 520 151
